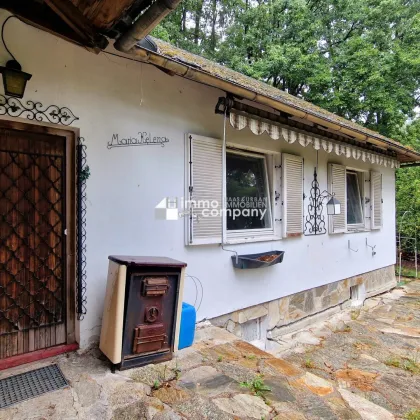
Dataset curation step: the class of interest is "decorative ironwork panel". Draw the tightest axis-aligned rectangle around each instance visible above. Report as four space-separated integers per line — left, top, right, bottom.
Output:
76 137 88 320
0 95 79 126
0 146 66 335
304 167 327 236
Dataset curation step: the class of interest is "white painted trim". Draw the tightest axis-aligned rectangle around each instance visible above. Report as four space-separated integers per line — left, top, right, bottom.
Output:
225 235 282 244
99 261 127 364
225 146 275 243
174 267 186 352
346 169 365 230
184 134 190 246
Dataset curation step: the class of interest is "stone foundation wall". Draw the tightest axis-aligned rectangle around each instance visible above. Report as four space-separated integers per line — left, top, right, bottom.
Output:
210 265 396 341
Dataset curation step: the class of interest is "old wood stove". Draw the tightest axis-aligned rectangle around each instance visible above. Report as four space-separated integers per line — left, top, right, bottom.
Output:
99 256 187 370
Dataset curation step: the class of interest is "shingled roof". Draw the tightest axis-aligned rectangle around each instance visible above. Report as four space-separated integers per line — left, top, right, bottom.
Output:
133 37 420 164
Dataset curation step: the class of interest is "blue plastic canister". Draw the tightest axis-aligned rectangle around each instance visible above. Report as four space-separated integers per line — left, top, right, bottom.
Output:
178 302 196 350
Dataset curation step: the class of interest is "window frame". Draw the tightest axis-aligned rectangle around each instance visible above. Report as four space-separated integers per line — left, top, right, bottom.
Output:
223 145 279 244
345 168 367 232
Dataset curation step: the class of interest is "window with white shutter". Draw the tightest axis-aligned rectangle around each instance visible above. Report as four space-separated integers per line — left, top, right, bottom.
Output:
282 154 303 237
186 134 223 245
370 171 382 229
328 163 347 234
346 170 365 229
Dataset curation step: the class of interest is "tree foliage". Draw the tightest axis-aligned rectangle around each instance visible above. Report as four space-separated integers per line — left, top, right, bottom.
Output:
154 0 420 243
395 120 420 247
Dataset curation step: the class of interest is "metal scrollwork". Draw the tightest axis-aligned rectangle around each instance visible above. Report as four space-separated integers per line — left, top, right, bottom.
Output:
0 94 79 126
77 137 88 319
304 167 327 236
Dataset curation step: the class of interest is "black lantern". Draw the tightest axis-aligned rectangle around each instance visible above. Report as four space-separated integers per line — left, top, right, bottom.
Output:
0 60 32 98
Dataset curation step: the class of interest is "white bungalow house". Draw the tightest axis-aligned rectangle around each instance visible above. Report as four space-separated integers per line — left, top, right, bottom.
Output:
0 2 419 368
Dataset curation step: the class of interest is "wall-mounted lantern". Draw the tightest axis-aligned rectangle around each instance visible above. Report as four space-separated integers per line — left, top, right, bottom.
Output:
1 16 32 98
326 196 341 216
0 60 32 99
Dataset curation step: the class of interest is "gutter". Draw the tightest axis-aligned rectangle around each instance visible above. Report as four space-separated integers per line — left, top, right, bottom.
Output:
114 0 182 52
127 45 420 163
400 162 420 168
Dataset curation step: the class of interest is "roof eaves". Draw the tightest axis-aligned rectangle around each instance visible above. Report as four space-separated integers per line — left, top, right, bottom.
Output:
134 38 420 163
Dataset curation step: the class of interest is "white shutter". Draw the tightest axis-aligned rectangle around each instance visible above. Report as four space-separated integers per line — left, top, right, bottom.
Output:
186 134 222 245
328 163 347 233
370 171 382 230
273 154 282 238
282 153 303 237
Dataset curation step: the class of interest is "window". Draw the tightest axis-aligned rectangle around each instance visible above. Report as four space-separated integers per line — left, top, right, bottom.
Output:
329 164 378 234
346 170 364 226
186 134 303 245
226 150 272 232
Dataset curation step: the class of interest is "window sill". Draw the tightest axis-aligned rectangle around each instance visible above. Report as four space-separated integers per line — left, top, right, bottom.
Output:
224 235 282 245
346 228 371 234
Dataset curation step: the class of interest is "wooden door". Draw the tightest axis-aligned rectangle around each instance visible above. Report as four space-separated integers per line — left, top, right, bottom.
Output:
0 127 68 359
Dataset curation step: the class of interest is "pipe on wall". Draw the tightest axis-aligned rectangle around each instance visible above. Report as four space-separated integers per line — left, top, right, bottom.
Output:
114 0 182 52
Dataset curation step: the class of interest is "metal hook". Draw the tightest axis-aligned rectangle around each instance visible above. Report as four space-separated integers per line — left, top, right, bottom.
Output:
348 240 359 252
366 238 376 256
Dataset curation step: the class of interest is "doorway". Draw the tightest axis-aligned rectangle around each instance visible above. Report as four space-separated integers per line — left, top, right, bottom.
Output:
0 119 77 362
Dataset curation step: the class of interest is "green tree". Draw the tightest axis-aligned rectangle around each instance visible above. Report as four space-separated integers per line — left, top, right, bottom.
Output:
395 120 420 250
155 0 420 136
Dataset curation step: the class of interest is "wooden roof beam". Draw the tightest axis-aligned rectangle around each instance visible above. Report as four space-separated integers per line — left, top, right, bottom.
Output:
43 0 109 51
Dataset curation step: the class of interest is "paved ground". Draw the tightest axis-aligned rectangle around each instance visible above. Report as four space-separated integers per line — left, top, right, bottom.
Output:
0 279 419 420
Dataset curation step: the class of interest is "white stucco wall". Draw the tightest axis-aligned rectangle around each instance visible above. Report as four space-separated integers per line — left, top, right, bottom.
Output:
1 13 396 347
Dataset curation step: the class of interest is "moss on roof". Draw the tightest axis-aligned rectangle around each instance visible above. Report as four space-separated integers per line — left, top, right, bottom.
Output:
141 37 417 158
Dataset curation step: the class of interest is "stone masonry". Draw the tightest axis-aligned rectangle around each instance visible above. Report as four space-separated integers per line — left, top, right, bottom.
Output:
210 265 396 341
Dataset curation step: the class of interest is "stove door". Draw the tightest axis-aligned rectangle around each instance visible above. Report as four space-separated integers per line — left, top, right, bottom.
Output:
122 270 179 359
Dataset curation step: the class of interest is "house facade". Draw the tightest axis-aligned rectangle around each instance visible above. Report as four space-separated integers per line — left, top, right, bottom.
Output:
0 8 419 365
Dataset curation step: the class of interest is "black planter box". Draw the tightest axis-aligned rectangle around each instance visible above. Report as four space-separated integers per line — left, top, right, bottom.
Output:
231 250 285 269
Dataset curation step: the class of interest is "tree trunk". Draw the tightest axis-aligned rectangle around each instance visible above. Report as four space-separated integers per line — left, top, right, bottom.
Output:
244 0 252 63
210 0 217 51
194 0 204 45
182 6 186 33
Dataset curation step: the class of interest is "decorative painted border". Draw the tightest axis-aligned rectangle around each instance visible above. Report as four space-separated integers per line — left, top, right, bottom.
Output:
76 137 88 320
0 95 79 126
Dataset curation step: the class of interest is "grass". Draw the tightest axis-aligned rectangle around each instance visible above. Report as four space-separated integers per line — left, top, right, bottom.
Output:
240 375 271 399
303 358 315 369
353 341 371 351
402 358 420 374
152 380 161 390
396 267 418 279
172 362 181 380
405 409 420 420
246 354 257 360
343 324 352 333
384 356 420 374
217 355 223 362
332 323 351 333
351 310 360 320
384 357 401 368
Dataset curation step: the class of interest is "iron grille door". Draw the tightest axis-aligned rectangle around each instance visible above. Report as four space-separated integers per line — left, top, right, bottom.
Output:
0 128 67 359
